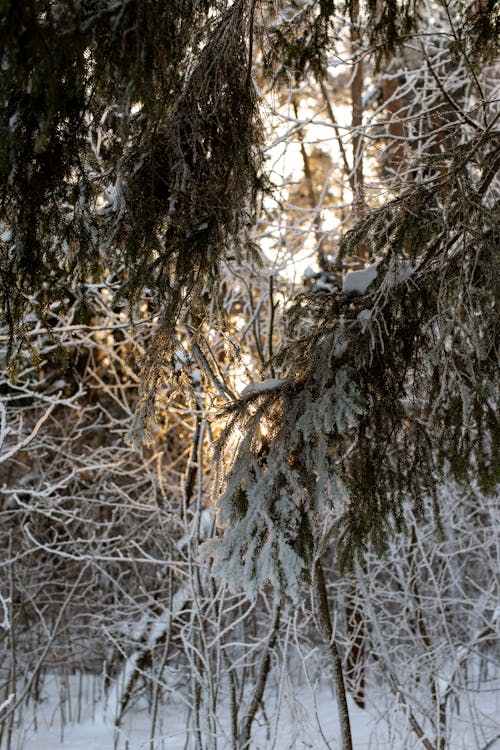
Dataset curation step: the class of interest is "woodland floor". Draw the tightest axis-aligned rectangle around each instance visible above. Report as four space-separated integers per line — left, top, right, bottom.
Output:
11 673 500 750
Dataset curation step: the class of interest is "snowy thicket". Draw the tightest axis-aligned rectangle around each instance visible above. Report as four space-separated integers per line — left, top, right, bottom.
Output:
0 1 498 749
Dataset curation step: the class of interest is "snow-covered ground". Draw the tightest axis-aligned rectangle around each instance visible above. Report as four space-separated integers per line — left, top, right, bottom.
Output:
10 673 500 749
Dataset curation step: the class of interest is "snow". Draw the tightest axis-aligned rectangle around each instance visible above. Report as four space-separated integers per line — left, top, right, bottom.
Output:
313 278 332 292
492 605 500 625
177 508 215 549
13 675 500 749
240 379 285 399
0 595 10 629
303 267 342 293
11 676 376 749
191 368 202 388
312 271 342 292
343 263 378 295
0 693 14 713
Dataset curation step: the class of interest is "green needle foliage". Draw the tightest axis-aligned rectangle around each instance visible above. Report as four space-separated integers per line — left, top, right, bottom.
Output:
212 141 499 596
1 0 261 363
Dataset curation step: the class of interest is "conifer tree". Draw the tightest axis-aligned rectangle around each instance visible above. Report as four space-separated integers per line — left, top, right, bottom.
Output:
1 0 498 597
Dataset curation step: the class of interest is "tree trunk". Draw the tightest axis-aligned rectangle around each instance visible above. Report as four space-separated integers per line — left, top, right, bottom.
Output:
313 559 353 750
350 0 365 217
345 578 366 709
